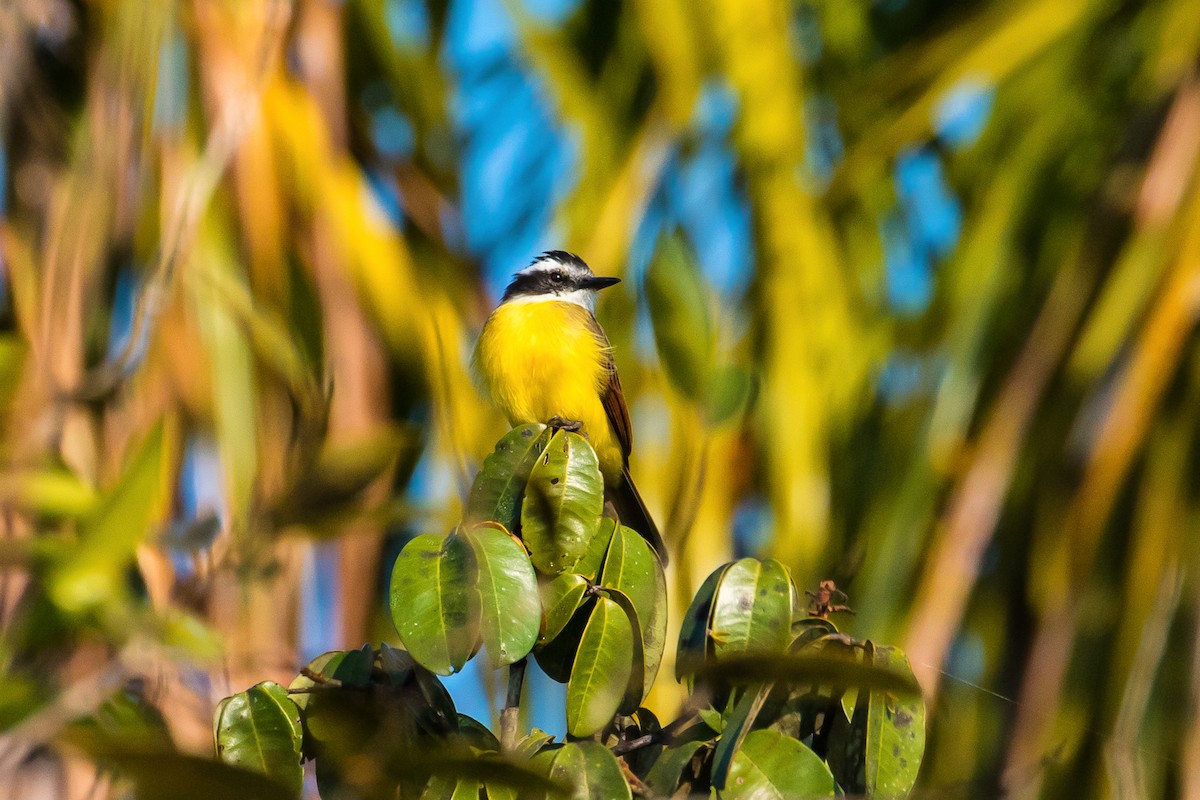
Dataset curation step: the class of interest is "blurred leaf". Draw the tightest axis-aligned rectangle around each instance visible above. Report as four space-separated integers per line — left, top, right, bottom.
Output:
49 423 168 613
677 563 732 680
706 363 753 426
566 596 634 737
465 423 552 530
723 729 836 799
538 572 589 646
521 431 605 576
463 525 540 667
0 468 98 518
645 234 714 399
390 532 482 675
213 682 303 796
598 525 666 702
864 646 925 798
546 741 631 800
688 651 921 695
709 559 793 661
97 751 296 800
514 729 555 761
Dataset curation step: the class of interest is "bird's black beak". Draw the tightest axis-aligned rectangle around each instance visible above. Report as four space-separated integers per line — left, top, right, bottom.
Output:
582 276 621 290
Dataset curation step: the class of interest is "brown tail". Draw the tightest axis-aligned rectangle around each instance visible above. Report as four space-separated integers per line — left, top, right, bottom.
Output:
610 466 668 565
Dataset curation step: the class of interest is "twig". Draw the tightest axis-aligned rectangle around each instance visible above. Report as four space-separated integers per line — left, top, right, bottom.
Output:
499 658 527 752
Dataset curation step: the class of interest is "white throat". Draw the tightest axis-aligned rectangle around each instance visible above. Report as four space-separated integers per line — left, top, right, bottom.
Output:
503 288 596 312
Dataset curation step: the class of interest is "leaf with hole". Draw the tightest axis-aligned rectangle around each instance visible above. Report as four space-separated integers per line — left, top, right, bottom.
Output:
566 596 634 737
390 532 481 675
864 645 925 798
465 423 552 529
521 431 605 575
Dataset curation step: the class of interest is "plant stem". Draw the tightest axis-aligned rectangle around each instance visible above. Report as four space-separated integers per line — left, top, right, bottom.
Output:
500 658 527 752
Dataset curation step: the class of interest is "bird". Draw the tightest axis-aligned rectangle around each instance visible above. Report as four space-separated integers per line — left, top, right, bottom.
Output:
472 250 667 564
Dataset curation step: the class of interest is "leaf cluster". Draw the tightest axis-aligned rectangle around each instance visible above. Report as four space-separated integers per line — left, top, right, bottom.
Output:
211 426 925 798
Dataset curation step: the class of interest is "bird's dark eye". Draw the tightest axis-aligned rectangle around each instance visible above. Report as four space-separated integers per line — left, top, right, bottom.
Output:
550 271 565 283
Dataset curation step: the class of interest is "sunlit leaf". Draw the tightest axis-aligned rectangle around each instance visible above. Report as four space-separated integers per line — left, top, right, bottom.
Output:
723 729 836 799
465 423 552 530
547 741 632 800
521 431 605 575
539 572 590 646
599 524 667 701
49 423 168 613
464 525 540 667
566 597 634 737
390 532 482 675
864 646 925 798
214 682 303 795
677 562 732 680
709 558 793 660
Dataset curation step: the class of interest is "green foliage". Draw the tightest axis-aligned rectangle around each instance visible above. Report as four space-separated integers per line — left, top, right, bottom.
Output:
212 427 925 798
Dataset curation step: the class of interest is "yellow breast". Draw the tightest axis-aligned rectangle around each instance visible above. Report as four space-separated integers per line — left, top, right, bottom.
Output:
473 299 623 484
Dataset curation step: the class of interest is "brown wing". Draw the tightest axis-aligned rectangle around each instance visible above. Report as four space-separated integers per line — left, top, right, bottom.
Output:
586 313 633 462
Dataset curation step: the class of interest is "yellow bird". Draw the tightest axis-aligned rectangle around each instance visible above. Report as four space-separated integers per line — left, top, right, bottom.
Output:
473 251 666 563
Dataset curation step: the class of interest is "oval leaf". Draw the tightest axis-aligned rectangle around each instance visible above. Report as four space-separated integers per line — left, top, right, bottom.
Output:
710 559 793 660
645 741 706 798
645 234 714 399
724 729 836 799
465 424 552 529
214 681 303 795
865 646 925 798
574 516 616 582
464 526 540 666
390 532 481 675
549 741 632 800
539 573 589 645
521 431 604 575
600 525 667 700
600 587 645 715
566 597 634 737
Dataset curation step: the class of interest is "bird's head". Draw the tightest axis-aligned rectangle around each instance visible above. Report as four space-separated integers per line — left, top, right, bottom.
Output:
500 251 620 310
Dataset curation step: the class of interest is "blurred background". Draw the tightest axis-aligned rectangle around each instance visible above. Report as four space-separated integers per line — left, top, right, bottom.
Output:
1 0 1199 797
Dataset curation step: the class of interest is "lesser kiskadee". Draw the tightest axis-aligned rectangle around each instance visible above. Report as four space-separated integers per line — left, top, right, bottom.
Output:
473 251 666 563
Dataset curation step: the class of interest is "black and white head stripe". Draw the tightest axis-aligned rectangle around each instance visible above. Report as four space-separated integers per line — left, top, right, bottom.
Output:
500 251 620 305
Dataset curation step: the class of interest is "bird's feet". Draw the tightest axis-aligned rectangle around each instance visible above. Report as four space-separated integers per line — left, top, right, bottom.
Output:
546 415 583 433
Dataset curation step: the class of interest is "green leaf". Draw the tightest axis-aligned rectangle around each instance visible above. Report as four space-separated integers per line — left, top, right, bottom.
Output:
677 562 732 680
645 741 706 798
390 532 482 675
534 596 594 682
421 775 481 800
465 423 552 529
687 652 922 695
706 363 753 426
723 729 836 799
790 618 840 651
548 741 632 800
864 646 925 798
100 751 296 800
464 525 540 666
0 467 98 518
457 714 501 751
49 423 168 612
599 586 645 714
574 516 616 582
645 233 714 399
698 706 726 734
566 597 634 737
539 572 589 645
709 558 793 661
214 682 303 795
521 431 605 575
288 650 354 712
599 524 667 701
711 686 771 791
